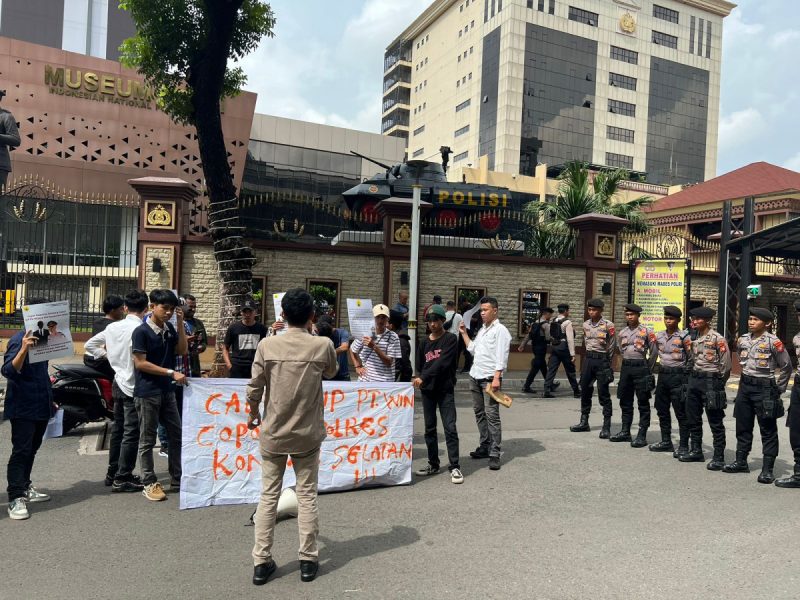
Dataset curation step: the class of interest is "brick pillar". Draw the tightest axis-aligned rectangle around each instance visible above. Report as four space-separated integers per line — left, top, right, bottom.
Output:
128 177 198 291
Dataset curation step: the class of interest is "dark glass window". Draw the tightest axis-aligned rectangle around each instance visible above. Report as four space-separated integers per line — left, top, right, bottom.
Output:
454 124 470 137
527 0 533 8
609 72 636 91
706 22 712 58
454 150 469 162
538 0 544 10
607 126 634 143
608 99 636 117
413 147 425 158
456 99 471 112
548 0 554 14
689 16 695 53
606 152 633 169
653 4 679 24
610 45 638 64
697 19 704 55
413 125 425 136
568 6 598 26
652 30 678 49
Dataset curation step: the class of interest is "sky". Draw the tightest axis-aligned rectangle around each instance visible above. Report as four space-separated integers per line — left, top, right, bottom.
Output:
237 0 798 178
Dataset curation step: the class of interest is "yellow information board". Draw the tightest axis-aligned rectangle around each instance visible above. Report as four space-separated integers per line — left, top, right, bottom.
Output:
633 260 687 332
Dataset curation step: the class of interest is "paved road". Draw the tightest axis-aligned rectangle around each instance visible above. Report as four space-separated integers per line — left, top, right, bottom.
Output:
1 384 798 600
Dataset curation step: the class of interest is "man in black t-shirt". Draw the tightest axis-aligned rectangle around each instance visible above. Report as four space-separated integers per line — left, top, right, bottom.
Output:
413 304 462 484
223 299 268 378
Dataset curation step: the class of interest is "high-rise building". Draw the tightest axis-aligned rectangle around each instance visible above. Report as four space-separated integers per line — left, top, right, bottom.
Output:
382 0 735 185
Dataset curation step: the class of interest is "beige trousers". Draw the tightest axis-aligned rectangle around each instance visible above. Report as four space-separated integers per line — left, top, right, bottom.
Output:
251 446 321 565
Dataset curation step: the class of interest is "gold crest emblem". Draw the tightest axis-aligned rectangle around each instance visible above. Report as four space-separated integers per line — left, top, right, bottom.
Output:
620 12 636 33
147 204 172 227
597 235 615 257
394 223 412 244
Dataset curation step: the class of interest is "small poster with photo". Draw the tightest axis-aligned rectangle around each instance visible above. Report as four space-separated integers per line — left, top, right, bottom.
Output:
22 300 74 364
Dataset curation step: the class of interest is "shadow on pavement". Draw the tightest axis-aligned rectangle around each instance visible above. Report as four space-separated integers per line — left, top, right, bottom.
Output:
15 479 111 517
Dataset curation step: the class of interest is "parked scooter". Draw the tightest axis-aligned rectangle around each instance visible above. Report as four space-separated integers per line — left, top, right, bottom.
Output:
50 364 114 434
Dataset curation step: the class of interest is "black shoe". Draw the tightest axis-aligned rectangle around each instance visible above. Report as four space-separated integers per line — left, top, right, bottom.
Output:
649 437 675 453
722 451 749 473
680 440 705 462
630 428 648 448
253 560 277 585
569 414 590 433
543 392 556 398
111 479 145 493
775 464 800 488
104 474 114 487
469 447 490 459
552 381 561 390
300 560 319 582
673 446 689 459
522 387 533 394
488 457 501 470
609 425 632 443
573 390 581 399
599 417 611 439
757 456 776 484
706 450 725 471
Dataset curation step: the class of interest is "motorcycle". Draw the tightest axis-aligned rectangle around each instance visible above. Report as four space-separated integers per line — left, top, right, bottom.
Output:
50 364 115 434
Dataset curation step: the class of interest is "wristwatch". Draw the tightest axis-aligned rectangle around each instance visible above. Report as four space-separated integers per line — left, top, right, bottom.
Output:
167 369 175 378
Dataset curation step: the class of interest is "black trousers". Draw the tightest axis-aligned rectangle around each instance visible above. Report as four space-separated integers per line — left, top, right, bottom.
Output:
229 364 252 379
685 376 726 451
617 364 652 428
7 418 48 502
578 356 612 417
734 380 779 458
654 371 688 433
544 347 579 394
421 389 460 471
787 383 800 463
523 349 548 388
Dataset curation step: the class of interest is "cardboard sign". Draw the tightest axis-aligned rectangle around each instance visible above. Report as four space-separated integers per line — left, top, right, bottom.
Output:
180 379 414 510
346 298 374 339
22 300 74 363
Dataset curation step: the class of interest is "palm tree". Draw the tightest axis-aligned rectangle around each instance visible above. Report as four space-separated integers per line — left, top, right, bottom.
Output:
524 161 654 257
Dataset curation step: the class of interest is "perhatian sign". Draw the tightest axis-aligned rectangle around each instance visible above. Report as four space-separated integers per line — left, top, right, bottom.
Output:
633 259 687 332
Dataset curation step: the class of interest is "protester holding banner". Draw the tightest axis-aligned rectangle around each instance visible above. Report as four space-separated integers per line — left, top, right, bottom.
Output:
246 288 338 585
2 297 53 521
350 304 402 382
414 304 463 484
131 289 187 502
223 299 268 378
459 296 511 471
84 289 149 491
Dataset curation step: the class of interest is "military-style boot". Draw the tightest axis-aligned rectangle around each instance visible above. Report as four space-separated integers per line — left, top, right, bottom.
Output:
706 448 725 471
757 456 776 484
569 414 590 433
630 427 648 448
609 421 632 443
775 463 800 488
722 451 750 473
650 430 674 452
673 427 689 459
679 439 705 462
598 416 611 439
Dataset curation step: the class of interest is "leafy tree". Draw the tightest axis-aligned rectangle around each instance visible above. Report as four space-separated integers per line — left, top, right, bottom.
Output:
524 161 654 257
119 0 275 368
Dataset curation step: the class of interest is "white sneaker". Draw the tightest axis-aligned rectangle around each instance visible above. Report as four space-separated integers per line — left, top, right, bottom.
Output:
26 485 51 503
8 498 30 520
142 482 167 502
450 468 464 484
158 449 169 458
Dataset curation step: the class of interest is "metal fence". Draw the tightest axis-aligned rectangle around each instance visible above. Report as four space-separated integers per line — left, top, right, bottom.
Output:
1 181 138 331
618 228 720 270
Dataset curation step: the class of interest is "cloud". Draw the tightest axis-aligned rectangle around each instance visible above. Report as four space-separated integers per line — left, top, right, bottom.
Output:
718 108 765 148
723 7 764 46
784 152 800 172
769 29 800 49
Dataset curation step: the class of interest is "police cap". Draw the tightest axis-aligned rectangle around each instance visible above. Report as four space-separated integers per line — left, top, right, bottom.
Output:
587 298 605 308
749 307 774 323
624 303 643 314
663 305 682 318
689 306 715 320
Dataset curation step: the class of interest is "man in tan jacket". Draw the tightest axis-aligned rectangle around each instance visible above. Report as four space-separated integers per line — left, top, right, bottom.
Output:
246 288 338 586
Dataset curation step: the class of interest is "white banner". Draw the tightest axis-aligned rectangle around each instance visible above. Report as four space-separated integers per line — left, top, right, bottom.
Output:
22 300 74 363
180 379 414 510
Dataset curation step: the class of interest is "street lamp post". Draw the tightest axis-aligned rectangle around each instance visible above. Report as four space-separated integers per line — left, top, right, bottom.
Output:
408 183 422 374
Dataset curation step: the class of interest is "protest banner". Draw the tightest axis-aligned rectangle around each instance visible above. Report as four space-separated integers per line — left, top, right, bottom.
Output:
632 260 688 332
180 379 414 510
22 300 73 363
346 298 374 339
271 292 287 334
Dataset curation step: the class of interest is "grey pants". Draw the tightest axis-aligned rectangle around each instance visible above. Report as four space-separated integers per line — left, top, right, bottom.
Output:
469 377 502 458
135 391 182 486
109 382 140 481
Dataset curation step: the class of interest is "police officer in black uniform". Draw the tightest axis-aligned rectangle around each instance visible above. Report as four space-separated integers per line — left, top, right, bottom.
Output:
776 299 800 488
519 307 554 394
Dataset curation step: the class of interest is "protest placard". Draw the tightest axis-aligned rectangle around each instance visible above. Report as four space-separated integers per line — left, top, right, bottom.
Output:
180 379 414 510
346 298 374 339
271 292 287 334
22 300 73 363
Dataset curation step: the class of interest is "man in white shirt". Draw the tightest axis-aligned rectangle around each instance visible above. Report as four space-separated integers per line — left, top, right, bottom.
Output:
458 296 511 470
84 289 149 492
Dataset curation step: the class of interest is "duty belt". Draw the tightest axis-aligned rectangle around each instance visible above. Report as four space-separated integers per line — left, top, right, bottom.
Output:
741 374 773 387
660 367 686 374
622 359 647 367
586 351 608 359
690 371 721 379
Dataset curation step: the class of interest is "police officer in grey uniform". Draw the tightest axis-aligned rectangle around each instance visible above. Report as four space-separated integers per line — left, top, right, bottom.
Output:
776 299 800 488
722 307 792 483
0 89 21 190
679 306 731 467
649 306 692 457
610 303 657 446
543 304 580 399
571 298 615 438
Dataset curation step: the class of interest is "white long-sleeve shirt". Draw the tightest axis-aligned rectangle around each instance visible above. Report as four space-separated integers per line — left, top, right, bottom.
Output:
467 319 512 379
84 314 143 397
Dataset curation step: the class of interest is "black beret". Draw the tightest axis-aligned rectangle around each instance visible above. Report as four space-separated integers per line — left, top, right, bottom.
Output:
663 305 682 318
557 303 570 312
541 306 554 314
794 299 800 312
749 307 774 323
587 298 605 308
689 306 715 320
624 303 643 313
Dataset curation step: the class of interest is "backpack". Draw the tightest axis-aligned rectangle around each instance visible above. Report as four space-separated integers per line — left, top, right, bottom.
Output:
549 318 564 345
